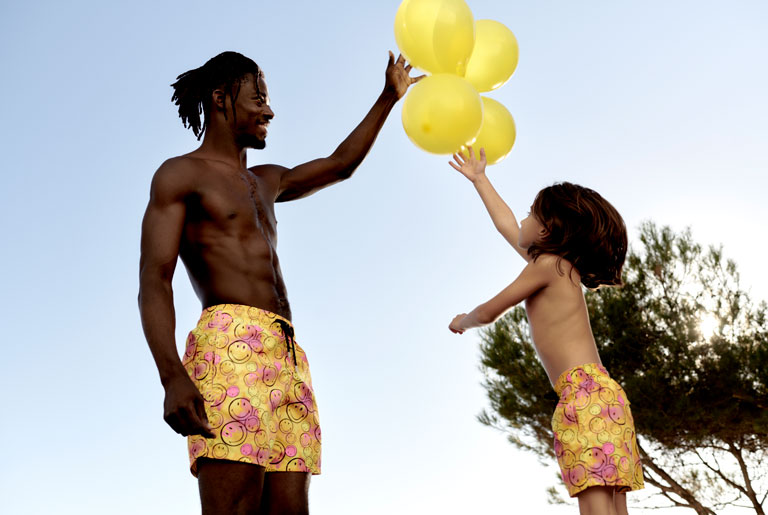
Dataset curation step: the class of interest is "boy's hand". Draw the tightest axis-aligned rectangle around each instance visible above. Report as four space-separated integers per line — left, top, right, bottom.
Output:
449 314 467 334
449 146 487 183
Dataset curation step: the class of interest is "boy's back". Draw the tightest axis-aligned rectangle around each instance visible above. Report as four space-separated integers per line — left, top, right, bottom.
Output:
524 254 602 386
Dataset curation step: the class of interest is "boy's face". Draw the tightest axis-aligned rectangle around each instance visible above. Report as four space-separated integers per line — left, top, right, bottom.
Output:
518 209 547 249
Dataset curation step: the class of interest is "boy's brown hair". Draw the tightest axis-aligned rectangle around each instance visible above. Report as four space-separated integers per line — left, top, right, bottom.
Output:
528 182 627 289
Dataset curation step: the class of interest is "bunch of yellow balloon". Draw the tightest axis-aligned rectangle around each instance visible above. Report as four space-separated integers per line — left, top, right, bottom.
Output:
395 0 519 164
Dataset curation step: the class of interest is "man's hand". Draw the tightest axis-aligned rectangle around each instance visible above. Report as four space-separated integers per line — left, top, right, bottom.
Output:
163 374 216 438
449 146 487 183
449 314 467 334
385 51 424 99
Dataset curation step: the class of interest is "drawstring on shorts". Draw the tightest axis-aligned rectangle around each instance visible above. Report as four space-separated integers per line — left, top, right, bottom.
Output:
276 319 297 368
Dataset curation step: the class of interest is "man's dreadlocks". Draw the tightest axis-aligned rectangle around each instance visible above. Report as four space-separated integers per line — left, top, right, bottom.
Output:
170 51 262 140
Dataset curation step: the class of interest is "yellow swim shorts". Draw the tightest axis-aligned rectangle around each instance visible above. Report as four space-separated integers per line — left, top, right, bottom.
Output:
182 304 321 476
551 363 643 497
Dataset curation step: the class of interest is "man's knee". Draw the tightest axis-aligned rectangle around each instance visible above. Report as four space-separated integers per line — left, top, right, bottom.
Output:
197 458 266 515
262 471 311 515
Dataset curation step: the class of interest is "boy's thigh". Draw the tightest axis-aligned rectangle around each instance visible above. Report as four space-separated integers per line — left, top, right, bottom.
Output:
577 486 618 515
261 471 312 515
614 492 628 515
197 458 266 514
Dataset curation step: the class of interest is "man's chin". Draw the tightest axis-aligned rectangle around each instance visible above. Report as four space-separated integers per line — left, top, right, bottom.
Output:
238 134 266 150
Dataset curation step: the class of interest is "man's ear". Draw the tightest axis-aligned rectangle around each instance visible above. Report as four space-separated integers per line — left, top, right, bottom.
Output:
211 88 227 111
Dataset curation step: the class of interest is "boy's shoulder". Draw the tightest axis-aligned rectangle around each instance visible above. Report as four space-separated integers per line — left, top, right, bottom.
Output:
528 253 581 284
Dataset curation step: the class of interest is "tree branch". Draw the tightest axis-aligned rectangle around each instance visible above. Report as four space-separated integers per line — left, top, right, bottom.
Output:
691 447 747 495
727 440 765 515
639 442 717 515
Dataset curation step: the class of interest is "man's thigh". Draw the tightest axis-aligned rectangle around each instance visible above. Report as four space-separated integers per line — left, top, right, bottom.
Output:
260 471 312 515
197 458 266 515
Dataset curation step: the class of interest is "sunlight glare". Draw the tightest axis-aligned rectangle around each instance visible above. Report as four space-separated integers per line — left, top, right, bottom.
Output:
699 313 719 340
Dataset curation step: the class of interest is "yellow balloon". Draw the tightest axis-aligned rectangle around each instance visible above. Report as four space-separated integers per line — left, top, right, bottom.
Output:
466 97 516 165
402 74 483 155
394 0 475 75
464 19 519 92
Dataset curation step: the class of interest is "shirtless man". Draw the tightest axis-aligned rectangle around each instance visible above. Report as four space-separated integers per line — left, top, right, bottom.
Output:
138 51 421 514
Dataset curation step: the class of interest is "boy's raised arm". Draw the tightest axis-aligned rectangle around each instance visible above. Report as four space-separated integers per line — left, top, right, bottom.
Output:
449 147 530 261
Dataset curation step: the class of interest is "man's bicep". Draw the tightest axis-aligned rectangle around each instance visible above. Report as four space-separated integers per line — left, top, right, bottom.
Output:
139 170 188 278
276 157 346 202
140 201 185 272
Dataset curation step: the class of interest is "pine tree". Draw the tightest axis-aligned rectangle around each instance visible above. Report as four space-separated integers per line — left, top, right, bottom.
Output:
478 222 768 513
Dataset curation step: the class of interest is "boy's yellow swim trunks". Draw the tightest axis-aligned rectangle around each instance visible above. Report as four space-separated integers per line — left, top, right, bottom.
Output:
551 363 643 497
182 304 321 477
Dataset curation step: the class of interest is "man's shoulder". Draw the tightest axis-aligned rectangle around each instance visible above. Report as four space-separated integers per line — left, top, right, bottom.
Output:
156 154 205 176
150 155 203 198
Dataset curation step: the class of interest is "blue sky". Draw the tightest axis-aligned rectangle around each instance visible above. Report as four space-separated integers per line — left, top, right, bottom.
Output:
1 1 766 513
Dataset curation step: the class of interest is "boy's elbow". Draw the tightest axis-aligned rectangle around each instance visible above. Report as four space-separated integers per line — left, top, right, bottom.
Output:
476 307 497 325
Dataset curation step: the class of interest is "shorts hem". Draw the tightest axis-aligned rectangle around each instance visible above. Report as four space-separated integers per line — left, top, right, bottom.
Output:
569 482 644 498
190 456 322 478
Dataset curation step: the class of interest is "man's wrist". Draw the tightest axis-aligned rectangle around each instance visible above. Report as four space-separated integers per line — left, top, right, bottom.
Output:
380 86 401 105
160 364 189 388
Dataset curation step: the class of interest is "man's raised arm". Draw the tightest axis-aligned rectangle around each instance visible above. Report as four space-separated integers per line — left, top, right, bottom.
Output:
138 159 214 438
274 52 423 202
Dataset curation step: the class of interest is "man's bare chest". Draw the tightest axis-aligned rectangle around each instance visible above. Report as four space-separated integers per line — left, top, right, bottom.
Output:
189 171 278 234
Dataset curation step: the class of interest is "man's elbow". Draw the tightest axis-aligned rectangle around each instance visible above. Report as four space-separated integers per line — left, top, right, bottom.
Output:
138 263 174 297
327 155 362 181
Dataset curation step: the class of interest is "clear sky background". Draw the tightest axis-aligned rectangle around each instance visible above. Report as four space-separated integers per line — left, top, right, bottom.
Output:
1 1 766 513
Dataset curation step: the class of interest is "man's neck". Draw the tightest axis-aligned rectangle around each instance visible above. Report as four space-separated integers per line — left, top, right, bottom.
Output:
197 129 248 169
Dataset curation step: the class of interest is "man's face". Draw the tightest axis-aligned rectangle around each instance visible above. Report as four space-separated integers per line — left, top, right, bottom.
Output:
231 73 274 150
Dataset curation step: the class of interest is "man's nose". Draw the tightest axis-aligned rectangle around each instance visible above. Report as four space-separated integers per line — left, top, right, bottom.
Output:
264 105 275 119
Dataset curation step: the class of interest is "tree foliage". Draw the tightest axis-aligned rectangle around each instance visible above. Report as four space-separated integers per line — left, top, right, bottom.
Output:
478 222 768 513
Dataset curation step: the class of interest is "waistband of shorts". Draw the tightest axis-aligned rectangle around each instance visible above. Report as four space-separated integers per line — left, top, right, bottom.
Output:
197 303 293 327
553 362 610 396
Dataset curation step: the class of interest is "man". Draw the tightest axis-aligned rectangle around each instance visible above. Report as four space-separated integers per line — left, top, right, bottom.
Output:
139 51 421 514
